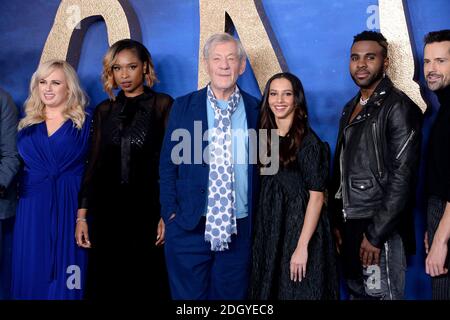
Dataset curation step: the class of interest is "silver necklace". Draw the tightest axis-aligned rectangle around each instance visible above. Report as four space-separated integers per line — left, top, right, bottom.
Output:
359 96 369 106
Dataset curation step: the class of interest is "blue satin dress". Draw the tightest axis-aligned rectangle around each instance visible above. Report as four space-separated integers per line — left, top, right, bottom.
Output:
11 116 91 299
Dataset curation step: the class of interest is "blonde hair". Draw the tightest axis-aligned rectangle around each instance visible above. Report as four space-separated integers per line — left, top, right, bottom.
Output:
19 59 88 130
102 39 157 100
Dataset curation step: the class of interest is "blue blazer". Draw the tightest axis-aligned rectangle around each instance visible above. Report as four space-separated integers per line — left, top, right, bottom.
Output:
159 86 260 230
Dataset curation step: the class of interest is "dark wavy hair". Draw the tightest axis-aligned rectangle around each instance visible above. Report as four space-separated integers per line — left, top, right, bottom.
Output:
259 72 309 168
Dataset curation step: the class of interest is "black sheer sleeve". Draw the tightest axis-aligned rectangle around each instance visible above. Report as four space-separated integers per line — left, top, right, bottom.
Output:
78 101 109 209
153 92 174 130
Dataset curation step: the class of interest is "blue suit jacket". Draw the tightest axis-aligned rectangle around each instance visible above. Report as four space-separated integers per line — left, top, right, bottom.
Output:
159 86 260 230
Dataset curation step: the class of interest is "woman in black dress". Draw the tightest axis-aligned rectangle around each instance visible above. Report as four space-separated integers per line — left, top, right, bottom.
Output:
249 72 338 300
75 39 173 299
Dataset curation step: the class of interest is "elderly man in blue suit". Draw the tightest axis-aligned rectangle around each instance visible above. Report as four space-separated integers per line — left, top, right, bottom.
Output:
0 88 20 299
160 33 260 299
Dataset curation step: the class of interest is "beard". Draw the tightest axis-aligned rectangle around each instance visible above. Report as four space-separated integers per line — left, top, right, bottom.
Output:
426 72 450 91
351 68 384 89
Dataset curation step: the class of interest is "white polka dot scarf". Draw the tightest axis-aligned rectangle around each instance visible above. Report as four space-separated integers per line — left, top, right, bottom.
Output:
204 84 241 251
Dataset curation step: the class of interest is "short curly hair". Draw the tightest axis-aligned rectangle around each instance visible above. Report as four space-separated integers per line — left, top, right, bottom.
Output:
352 30 388 58
102 39 157 100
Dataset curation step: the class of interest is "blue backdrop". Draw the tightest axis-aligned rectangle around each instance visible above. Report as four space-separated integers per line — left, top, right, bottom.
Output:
0 0 449 300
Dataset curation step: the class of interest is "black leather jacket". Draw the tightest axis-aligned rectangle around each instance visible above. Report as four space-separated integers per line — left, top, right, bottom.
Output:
330 77 423 254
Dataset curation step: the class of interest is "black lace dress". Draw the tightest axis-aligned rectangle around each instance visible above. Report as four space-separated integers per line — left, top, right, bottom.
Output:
249 130 338 300
79 87 173 300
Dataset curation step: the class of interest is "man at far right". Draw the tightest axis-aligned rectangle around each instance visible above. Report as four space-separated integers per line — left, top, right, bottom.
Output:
423 29 450 300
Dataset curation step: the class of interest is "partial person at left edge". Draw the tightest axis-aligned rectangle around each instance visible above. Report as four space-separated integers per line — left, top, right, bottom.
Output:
0 88 20 300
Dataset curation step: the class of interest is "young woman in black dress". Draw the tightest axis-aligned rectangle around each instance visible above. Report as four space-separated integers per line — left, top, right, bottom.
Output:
249 72 338 300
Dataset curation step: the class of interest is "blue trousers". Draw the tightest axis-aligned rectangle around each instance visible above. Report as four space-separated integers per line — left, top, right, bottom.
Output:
165 216 251 300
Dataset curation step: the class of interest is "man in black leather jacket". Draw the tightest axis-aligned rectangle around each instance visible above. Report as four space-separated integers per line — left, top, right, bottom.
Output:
330 31 423 299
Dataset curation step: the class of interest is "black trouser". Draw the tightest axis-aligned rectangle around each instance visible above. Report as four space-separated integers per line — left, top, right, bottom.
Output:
0 217 14 300
427 196 450 300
